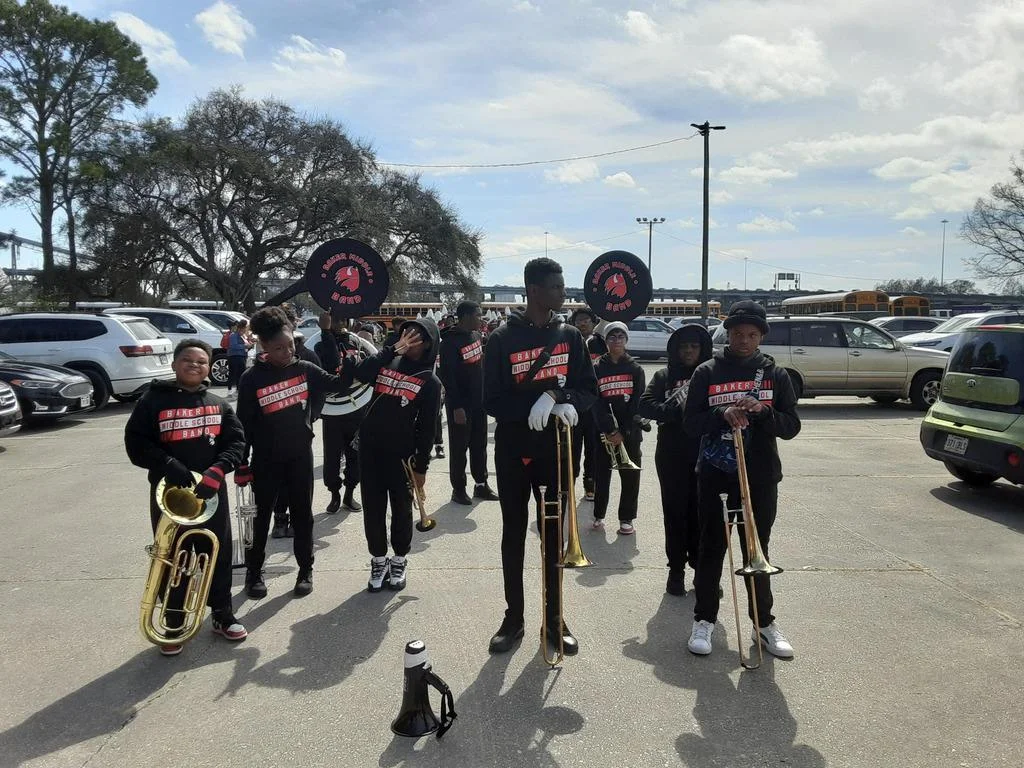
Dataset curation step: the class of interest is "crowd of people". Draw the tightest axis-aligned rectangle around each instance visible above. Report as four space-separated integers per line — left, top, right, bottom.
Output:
125 256 801 665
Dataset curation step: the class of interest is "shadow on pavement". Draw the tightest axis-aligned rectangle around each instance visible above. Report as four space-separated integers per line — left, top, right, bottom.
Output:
797 401 921 421
571 525 639 588
930 483 1024 533
378 653 583 768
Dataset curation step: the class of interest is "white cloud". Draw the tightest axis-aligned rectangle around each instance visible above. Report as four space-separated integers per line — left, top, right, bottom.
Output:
718 166 797 185
900 226 925 237
738 214 797 233
711 190 734 205
603 171 637 188
195 1 255 58
893 206 934 221
807 206 825 216
873 157 943 180
544 160 600 184
623 11 660 43
110 13 188 69
676 216 719 230
859 77 905 112
512 0 539 12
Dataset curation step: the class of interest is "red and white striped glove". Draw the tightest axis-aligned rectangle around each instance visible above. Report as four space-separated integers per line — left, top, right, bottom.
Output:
195 466 225 500
234 464 253 487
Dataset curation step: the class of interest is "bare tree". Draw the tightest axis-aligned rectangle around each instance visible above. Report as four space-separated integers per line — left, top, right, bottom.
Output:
962 153 1024 291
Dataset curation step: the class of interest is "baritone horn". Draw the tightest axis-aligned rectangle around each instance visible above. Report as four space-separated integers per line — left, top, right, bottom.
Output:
140 473 220 648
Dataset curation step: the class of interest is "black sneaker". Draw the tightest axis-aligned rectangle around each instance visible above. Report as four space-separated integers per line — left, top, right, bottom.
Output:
294 569 313 597
245 569 267 599
285 524 294 538
666 569 686 596
271 522 287 539
488 616 525 653
473 483 499 501
434 445 445 459
342 489 362 512
543 618 579 656
451 488 473 505
325 490 341 514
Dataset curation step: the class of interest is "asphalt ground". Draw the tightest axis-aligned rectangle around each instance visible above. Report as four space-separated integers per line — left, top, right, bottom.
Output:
0 370 1021 768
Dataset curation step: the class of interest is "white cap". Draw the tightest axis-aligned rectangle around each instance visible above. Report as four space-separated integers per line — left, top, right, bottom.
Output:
603 321 629 339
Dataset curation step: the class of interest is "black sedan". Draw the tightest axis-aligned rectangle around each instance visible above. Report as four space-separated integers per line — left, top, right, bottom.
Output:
0 351 95 421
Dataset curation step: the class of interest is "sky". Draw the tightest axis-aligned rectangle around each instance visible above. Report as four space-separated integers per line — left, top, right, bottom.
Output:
5 0 1024 293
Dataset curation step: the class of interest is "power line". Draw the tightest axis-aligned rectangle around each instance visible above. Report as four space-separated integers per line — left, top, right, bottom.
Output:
482 229 645 263
381 133 700 170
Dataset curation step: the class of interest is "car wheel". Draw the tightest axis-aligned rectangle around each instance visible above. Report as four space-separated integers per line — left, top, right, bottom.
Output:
910 370 941 410
943 461 999 487
210 355 230 386
73 365 110 409
111 393 142 403
870 395 899 404
786 370 803 400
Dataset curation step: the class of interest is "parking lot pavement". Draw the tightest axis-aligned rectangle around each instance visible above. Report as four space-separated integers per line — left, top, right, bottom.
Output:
0 395 1021 768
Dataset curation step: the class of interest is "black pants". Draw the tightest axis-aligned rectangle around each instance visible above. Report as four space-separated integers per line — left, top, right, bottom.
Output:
434 406 444 447
593 429 642 522
322 408 365 492
248 449 315 572
360 445 413 557
693 466 777 626
571 409 598 493
148 483 233 625
494 435 564 623
226 355 246 390
274 487 290 527
656 447 700 572
447 404 489 490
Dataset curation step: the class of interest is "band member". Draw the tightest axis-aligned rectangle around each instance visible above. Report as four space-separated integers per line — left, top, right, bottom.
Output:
439 301 498 505
125 339 248 656
591 322 645 534
569 308 606 501
682 301 800 658
354 320 441 593
638 323 713 595
483 257 598 654
384 316 404 348
225 319 252 398
315 318 377 515
235 307 351 599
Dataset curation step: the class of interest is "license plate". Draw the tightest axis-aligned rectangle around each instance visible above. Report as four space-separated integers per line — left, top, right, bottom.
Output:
79 395 91 408
159 354 168 365
944 435 969 455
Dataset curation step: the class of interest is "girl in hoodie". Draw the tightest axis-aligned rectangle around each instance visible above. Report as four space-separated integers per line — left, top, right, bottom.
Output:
638 323 713 595
592 321 646 535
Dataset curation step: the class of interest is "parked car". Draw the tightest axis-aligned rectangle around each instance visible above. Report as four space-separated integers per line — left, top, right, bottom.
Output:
623 317 675 358
0 381 21 437
667 316 721 330
0 313 172 408
710 316 949 408
104 307 230 385
192 309 249 331
920 325 1024 487
869 316 944 338
0 350 94 421
900 310 1024 352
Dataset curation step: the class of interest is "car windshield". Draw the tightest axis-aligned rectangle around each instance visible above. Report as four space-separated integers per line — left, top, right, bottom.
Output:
949 331 1024 380
0 350 12 360
122 318 164 341
182 312 220 332
932 314 983 333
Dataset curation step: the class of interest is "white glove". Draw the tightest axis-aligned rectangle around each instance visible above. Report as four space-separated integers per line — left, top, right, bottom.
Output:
551 403 579 427
528 392 556 431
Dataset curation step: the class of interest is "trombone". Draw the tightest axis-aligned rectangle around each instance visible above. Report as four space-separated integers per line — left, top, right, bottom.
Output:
539 420 592 666
721 425 782 670
600 411 640 471
403 458 436 532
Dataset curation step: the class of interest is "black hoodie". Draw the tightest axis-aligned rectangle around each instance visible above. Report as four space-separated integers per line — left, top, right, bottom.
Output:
125 379 246 485
355 318 442 473
593 352 646 435
483 309 598 457
235 339 347 463
639 324 714 458
682 346 801 484
438 324 484 411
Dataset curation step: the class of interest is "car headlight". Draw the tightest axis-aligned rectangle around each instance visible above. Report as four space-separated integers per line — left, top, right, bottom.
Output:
908 339 940 347
10 379 61 390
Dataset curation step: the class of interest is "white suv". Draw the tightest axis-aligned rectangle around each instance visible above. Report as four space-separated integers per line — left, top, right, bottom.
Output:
624 317 675 358
0 313 172 408
104 308 229 385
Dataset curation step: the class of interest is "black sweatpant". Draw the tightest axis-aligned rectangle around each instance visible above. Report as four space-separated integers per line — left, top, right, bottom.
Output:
247 449 315 572
360 445 413 557
322 409 365 492
148 483 233 624
446 405 489 491
693 466 777 626
656 447 700 572
593 429 642 522
571 408 598 493
494 435 564 623
434 406 444 447
226 355 246 390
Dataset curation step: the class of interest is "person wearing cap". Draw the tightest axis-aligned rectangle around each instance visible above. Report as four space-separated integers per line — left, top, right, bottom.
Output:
682 300 801 659
591 321 646 535
569 307 607 501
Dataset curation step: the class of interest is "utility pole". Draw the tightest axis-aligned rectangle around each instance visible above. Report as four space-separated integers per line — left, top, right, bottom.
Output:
544 231 549 257
940 219 949 288
691 121 726 321
744 256 749 291
635 216 665 272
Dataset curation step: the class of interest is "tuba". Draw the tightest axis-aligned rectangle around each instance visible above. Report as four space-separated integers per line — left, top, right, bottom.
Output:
140 472 220 648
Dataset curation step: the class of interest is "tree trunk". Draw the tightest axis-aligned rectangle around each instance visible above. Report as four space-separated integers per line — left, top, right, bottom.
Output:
65 198 78 310
39 182 56 290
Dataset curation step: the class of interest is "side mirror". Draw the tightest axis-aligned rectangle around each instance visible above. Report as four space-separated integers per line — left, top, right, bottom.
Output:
175 323 194 333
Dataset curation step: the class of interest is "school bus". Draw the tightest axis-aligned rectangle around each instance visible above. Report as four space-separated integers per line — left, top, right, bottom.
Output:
889 296 931 316
644 300 722 318
780 291 890 315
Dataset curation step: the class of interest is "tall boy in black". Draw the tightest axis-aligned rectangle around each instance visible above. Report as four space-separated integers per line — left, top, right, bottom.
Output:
483 258 598 655
569 308 607 501
638 323 713 595
354 319 442 592
439 301 499 505
236 308 352 599
125 339 248 656
682 301 801 659
591 321 646 534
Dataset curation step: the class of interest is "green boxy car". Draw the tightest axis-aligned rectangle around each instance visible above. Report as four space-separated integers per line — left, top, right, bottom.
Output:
920 325 1024 487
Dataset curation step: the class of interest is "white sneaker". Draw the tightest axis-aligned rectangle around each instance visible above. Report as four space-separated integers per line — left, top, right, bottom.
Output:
591 518 605 531
367 556 390 592
754 622 794 658
388 556 407 591
618 521 635 535
688 620 715 655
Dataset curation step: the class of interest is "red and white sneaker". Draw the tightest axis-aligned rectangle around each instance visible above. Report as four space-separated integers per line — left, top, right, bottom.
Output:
159 643 183 656
212 611 248 641
618 521 635 535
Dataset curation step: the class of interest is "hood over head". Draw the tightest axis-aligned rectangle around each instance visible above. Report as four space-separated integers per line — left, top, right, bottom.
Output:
398 317 441 368
667 323 713 377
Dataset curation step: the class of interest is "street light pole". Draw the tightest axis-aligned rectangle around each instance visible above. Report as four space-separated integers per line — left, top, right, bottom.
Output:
691 121 726 321
940 219 949 288
544 231 549 258
744 256 748 291
635 216 665 273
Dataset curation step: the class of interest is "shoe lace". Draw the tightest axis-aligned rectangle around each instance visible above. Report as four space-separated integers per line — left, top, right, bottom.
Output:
391 559 406 577
371 560 387 579
695 622 713 641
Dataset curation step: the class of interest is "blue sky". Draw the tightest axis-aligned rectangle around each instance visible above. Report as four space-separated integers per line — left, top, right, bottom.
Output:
6 0 1024 292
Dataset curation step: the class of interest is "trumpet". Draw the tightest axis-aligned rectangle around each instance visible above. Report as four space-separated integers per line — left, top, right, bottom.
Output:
140 473 220 648
403 458 436 532
234 484 256 562
600 412 640 471
721 425 783 670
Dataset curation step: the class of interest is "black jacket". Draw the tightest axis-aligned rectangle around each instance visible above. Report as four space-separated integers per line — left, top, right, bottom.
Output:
438 326 484 411
593 353 646 435
315 330 375 417
125 379 246 486
355 318 442 473
585 333 608 364
236 340 348 463
682 347 801 484
483 310 598 457
639 324 713 458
